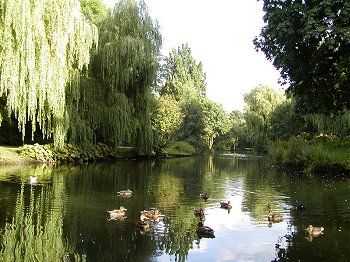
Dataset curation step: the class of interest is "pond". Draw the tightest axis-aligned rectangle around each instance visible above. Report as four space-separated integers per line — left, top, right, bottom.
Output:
0 153 349 261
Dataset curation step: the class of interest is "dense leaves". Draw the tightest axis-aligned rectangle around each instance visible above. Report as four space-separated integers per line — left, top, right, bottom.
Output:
244 85 285 148
254 0 350 115
0 0 98 146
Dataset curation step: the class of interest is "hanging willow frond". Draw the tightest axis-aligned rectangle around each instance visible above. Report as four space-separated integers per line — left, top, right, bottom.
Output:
0 0 98 147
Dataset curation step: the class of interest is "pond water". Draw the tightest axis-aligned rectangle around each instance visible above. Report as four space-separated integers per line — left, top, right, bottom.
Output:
0 153 349 261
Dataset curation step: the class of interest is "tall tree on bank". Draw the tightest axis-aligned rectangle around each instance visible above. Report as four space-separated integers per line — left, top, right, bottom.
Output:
254 0 350 115
93 0 162 155
0 0 98 146
157 43 207 102
244 85 285 149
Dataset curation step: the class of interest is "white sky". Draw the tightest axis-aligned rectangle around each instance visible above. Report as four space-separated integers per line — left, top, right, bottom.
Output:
103 0 282 112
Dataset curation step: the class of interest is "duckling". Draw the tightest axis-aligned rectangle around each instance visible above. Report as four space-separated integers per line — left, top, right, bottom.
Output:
194 207 205 217
107 206 127 219
196 222 215 237
117 189 133 197
305 225 324 236
220 201 232 209
267 211 284 222
200 193 209 201
141 209 160 219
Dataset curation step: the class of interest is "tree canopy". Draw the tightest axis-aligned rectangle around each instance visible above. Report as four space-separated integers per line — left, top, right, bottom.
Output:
0 0 98 146
157 43 207 102
254 0 350 115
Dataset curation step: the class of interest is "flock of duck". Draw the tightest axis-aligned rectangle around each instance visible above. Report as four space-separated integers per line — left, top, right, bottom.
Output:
107 191 324 239
267 203 324 239
107 189 161 233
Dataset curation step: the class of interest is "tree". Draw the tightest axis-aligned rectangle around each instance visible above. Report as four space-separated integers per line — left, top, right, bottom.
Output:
0 0 98 146
179 98 230 151
79 0 107 23
151 95 183 151
254 0 350 115
243 85 285 149
81 0 162 154
157 43 207 102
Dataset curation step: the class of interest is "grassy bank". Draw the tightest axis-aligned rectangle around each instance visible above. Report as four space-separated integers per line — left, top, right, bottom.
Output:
268 135 350 173
0 141 197 165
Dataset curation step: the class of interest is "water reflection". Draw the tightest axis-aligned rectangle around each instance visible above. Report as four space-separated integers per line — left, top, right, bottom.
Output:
0 154 349 261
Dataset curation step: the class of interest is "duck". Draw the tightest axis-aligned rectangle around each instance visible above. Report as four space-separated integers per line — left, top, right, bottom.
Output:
107 206 127 219
141 209 160 219
29 176 37 184
196 222 215 237
296 203 306 212
117 189 133 197
268 211 284 222
194 207 205 217
200 193 209 201
136 216 150 230
220 201 232 209
305 225 324 236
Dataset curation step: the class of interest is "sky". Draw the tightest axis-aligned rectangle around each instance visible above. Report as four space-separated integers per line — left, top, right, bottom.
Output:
103 0 281 112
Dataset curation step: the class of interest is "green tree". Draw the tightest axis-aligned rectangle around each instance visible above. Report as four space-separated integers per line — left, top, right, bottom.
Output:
0 0 98 147
79 0 107 23
179 98 230 152
75 0 162 154
269 98 307 140
254 0 350 115
152 95 183 152
157 43 207 102
216 110 248 151
243 85 285 149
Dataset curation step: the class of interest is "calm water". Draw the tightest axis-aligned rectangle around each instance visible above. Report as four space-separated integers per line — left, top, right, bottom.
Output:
0 153 349 262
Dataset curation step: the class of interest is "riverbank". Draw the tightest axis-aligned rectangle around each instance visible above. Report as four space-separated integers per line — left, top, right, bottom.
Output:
0 141 196 165
268 135 350 174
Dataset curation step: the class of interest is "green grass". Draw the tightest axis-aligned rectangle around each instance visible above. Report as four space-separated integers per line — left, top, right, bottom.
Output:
164 141 196 156
268 137 350 172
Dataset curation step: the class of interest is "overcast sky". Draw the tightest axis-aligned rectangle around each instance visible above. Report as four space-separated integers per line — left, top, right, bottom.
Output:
103 0 282 112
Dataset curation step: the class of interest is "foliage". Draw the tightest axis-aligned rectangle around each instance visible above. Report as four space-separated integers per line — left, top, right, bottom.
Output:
94 0 162 155
79 0 107 23
18 142 128 163
164 141 196 156
152 95 183 151
157 43 207 102
269 98 307 140
0 0 98 147
243 85 285 150
268 136 350 172
304 110 350 135
254 0 350 115
216 110 248 150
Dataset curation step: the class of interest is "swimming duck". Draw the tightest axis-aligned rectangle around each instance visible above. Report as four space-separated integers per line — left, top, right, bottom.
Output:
196 222 215 237
296 203 306 212
220 201 232 209
305 225 324 236
141 209 160 219
107 206 127 219
194 207 205 217
117 189 133 197
268 211 284 222
200 193 209 201
136 217 150 230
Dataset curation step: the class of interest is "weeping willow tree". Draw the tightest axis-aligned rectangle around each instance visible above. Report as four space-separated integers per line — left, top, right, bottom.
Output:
92 0 162 155
305 111 350 135
0 0 98 147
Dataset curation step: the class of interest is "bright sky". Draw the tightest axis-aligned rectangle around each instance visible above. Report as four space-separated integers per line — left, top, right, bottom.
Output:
103 0 281 112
